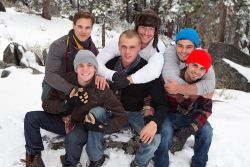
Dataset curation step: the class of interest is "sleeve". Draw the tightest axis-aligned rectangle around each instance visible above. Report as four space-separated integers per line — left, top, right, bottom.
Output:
45 38 74 95
96 37 120 81
131 40 165 84
195 67 216 95
131 52 164 84
42 88 67 115
147 79 169 127
101 88 128 133
191 97 212 131
162 46 186 84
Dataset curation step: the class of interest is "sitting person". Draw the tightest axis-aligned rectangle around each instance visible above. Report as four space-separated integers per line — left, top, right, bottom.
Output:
21 50 127 167
85 30 170 167
154 49 213 167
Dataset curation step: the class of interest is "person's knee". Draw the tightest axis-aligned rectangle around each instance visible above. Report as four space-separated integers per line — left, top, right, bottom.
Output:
25 111 41 124
65 127 87 146
199 123 213 143
89 107 106 121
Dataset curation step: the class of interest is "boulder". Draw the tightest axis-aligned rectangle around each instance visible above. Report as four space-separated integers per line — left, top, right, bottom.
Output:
3 42 26 66
208 42 250 92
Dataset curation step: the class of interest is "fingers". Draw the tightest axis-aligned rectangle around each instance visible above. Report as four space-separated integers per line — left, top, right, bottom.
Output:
84 113 96 124
140 131 154 144
95 75 107 90
79 92 88 104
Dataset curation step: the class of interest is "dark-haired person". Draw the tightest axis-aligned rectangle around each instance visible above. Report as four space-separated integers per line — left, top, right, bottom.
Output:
155 49 213 167
162 28 215 97
96 8 166 88
42 10 99 101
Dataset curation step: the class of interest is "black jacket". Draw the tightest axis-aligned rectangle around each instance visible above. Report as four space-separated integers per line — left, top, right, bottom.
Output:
106 57 169 127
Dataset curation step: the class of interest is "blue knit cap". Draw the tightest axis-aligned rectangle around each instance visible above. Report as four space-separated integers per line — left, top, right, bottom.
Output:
175 28 199 47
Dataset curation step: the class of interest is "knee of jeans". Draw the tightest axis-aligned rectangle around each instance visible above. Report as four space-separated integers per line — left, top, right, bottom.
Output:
89 107 106 121
25 111 40 124
199 123 213 141
160 119 173 136
65 128 87 146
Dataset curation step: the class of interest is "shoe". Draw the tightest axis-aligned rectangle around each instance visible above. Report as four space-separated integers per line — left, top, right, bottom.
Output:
87 154 107 167
130 160 139 167
20 153 45 167
170 135 186 153
60 155 83 167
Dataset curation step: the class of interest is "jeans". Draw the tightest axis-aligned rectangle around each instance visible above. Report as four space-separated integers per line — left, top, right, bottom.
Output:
86 107 160 167
24 111 87 167
154 112 213 167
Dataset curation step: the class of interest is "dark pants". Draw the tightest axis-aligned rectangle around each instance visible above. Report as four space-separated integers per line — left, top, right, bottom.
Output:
24 111 87 167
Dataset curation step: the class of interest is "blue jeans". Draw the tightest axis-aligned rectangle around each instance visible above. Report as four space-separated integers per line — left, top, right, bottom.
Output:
24 111 87 167
86 107 160 167
154 113 213 167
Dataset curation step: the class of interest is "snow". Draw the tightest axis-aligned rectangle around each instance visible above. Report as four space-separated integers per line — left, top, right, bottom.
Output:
1 8 250 167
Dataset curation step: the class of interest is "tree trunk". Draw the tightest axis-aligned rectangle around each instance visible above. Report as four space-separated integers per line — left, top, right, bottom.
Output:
0 1 6 12
41 0 51 20
154 0 161 14
126 0 130 22
166 20 174 38
234 18 241 49
102 18 106 48
216 1 227 42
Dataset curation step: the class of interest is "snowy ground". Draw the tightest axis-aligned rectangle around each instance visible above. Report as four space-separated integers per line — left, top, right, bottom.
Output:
1 8 250 167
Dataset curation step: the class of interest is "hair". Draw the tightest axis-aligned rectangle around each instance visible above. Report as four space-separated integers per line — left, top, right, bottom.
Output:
73 10 95 25
119 29 141 44
134 8 161 50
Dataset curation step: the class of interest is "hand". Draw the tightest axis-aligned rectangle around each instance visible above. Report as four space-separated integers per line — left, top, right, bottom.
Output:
95 75 109 90
84 113 104 133
139 121 157 144
170 126 195 153
112 71 130 89
69 87 89 105
164 78 180 94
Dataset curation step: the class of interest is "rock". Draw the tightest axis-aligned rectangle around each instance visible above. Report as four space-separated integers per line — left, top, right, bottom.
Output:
208 42 250 92
3 42 26 66
1 70 10 78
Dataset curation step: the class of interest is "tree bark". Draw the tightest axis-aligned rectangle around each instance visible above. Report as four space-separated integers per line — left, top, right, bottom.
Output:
216 1 227 42
41 0 51 20
102 18 106 47
0 1 6 12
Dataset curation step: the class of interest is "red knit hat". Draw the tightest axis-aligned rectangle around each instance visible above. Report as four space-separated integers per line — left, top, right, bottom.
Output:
186 49 212 73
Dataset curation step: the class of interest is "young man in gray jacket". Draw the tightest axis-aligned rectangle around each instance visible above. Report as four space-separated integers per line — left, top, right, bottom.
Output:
42 10 98 101
162 28 215 97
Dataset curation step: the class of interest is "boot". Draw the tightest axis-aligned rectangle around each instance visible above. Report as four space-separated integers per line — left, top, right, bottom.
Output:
60 155 83 167
130 160 139 167
20 153 45 167
87 154 107 167
170 135 186 153
60 155 71 167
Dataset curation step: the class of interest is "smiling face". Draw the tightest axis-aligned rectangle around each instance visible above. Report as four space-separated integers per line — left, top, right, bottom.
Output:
137 26 155 48
73 18 93 42
176 39 196 62
118 34 141 68
76 62 96 85
185 62 206 83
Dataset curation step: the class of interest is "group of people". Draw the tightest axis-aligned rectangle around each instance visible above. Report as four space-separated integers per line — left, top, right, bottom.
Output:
21 8 215 167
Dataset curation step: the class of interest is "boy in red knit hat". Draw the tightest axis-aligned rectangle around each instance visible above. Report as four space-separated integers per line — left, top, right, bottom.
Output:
154 49 213 167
